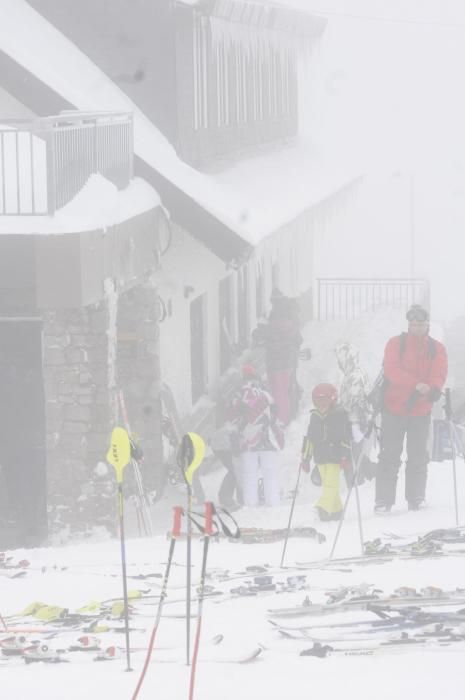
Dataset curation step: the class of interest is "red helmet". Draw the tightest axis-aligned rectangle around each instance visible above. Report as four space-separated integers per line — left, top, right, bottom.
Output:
312 383 338 404
242 363 258 378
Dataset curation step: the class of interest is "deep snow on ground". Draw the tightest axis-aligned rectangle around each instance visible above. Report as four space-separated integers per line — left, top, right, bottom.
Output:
1 309 464 699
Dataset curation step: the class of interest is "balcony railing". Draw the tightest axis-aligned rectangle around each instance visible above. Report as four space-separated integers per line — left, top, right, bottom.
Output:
317 278 430 320
0 111 134 216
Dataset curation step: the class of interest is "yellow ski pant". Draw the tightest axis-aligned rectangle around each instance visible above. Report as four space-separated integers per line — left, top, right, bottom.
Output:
316 463 342 515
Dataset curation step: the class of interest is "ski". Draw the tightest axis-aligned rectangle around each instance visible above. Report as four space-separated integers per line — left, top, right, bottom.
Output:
141 645 263 664
267 591 465 618
235 526 326 545
273 619 465 645
299 635 465 658
383 526 465 545
95 643 262 665
294 545 465 571
0 570 28 579
269 607 465 634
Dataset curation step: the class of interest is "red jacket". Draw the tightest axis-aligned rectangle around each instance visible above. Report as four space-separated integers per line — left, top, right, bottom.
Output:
383 333 448 416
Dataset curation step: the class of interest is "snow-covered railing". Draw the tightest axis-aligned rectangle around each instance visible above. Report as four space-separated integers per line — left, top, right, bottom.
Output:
317 278 430 321
0 111 133 216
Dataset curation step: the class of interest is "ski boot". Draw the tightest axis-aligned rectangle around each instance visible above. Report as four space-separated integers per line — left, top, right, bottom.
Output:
94 645 123 661
364 538 392 556
23 644 68 664
0 635 34 656
300 642 333 658
69 635 101 652
374 503 392 515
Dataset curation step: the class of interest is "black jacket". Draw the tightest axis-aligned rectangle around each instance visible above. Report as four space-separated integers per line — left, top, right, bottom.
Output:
253 318 303 371
304 405 351 464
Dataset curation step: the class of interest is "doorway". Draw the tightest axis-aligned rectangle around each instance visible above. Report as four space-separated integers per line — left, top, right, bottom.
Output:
0 319 47 547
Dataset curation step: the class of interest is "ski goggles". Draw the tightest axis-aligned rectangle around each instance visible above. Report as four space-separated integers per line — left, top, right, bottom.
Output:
406 307 429 322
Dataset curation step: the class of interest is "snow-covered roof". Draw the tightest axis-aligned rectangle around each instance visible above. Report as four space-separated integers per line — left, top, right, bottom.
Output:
0 175 161 235
175 0 327 38
0 0 358 251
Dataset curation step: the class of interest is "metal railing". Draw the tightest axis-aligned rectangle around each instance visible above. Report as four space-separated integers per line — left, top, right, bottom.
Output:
0 111 133 216
317 278 430 320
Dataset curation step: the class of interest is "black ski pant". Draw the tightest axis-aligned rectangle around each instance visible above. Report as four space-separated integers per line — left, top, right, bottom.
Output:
375 411 430 507
215 450 243 507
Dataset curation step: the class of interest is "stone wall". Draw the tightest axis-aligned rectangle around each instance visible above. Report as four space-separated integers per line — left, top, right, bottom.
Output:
42 283 162 539
116 285 163 499
43 302 115 537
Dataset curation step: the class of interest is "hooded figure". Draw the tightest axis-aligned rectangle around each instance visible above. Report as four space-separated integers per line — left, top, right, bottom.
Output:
334 342 372 432
335 342 377 483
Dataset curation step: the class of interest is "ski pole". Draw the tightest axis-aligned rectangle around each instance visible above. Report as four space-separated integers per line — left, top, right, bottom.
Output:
131 505 183 700
352 464 365 555
329 438 366 561
106 427 133 672
186 479 193 666
177 432 206 666
444 388 460 527
189 501 214 700
117 389 153 537
280 461 303 568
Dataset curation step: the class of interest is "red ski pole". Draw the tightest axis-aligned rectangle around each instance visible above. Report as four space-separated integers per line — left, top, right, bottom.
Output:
131 505 183 700
188 501 214 700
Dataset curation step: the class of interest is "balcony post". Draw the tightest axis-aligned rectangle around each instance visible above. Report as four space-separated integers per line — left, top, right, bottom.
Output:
45 130 56 215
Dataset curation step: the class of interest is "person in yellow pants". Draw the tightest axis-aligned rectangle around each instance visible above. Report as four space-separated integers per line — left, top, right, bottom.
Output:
300 383 352 521
316 463 343 517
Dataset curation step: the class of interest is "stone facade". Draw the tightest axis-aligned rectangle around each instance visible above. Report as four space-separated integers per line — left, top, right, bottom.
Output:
42 283 162 540
116 285 163 498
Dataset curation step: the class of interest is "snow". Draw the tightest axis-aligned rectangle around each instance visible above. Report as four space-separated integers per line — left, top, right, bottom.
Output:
0 0 358 245
1 309 463 699
0 175 161 234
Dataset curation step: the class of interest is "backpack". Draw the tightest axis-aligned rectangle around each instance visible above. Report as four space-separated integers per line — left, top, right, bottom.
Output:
367 333 437 416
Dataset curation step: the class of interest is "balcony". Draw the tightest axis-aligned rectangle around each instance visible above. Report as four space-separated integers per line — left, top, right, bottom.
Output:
0 111 133 216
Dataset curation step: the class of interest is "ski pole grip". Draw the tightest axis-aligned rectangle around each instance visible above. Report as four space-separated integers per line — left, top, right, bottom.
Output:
204 502 214 536
172 506 183 538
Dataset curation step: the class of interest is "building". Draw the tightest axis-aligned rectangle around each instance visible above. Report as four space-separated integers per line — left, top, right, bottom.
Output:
0 0 360 544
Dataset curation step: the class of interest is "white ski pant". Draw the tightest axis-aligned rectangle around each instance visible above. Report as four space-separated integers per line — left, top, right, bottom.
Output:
236 450 280 507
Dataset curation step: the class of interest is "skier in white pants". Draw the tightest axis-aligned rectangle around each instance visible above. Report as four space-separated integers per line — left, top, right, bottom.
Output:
232 364 284 507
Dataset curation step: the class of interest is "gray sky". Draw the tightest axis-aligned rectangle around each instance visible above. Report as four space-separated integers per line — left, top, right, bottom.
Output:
296 0 465 320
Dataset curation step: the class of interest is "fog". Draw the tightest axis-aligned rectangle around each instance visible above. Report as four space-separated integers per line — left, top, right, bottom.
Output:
297 0 465 320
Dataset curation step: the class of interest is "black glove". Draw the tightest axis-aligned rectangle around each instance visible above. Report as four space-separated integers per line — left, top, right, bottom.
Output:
427 387 442 402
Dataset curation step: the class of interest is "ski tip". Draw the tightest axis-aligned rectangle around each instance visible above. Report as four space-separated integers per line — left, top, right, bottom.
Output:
239 646 263 663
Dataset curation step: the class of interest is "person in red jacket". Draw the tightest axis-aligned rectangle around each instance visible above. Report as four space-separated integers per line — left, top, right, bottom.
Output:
375 304 448 513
